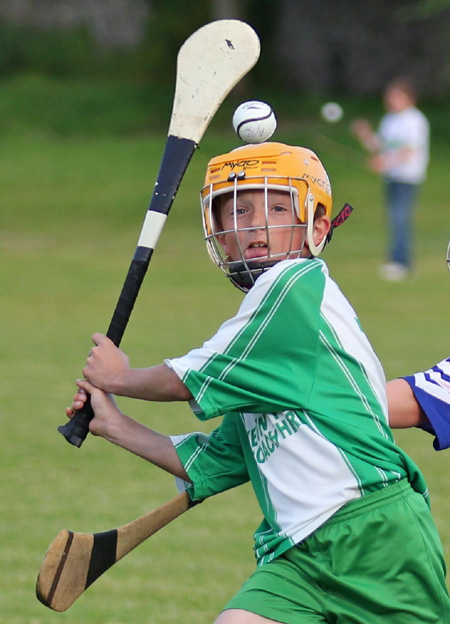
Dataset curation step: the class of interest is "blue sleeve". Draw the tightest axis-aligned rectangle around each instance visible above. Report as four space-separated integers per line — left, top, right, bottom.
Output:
403 357 450 450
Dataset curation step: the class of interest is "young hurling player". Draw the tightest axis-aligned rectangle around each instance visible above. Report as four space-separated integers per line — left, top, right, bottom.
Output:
68 142 450 624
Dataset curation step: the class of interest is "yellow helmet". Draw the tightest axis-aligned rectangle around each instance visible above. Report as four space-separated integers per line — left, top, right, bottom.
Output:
201 142 332 220
200 142 333 291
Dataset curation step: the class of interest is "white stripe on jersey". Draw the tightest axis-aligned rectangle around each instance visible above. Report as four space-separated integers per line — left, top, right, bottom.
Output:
320 276 389 431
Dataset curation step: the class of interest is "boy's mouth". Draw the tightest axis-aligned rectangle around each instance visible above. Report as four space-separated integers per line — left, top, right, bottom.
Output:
244 242 269 260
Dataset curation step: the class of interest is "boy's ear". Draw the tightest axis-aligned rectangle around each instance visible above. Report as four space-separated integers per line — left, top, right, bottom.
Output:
311 214 331 247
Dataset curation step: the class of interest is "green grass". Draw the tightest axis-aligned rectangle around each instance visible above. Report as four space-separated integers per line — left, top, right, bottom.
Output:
1 110 449 622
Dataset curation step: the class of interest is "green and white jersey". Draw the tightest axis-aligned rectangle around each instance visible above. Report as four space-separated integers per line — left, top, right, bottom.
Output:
167 258 428 565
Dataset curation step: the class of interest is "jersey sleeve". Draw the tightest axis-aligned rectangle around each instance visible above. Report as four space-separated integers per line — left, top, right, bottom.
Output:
170 413 249 501
403 357 450 450
166 260 324 420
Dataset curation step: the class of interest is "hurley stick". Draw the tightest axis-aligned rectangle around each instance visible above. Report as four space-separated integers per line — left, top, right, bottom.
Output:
58 19 260 447
36 491 195 612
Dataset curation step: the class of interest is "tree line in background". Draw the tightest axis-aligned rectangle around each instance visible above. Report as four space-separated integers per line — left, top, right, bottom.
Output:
0 0 450 97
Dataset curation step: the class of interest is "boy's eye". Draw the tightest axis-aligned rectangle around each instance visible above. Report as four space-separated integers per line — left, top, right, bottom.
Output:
272 204 288 212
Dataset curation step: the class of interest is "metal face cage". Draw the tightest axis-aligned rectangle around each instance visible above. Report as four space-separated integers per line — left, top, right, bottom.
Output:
201 173 308 291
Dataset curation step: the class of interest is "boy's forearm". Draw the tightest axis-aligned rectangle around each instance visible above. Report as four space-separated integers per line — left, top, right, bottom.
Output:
387 378 427 428
103 411 190 481
112 363 193 403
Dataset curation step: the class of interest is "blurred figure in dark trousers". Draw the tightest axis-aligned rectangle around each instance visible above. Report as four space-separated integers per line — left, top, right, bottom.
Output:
352 77 429 281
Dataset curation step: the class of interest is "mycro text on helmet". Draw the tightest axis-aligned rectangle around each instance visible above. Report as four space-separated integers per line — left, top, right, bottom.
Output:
221 159 261 172
301 173 331 195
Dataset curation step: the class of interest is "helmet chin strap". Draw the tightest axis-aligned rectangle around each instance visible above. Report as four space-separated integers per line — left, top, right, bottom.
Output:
306 191 327 256
306 194 354 255
227 259 280 292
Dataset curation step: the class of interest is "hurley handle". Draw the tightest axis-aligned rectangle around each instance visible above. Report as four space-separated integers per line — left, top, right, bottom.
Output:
57 399 95 448
58 137 196 447
58 247 157 447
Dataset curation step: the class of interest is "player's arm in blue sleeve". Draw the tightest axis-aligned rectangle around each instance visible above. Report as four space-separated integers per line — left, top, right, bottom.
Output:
401 357 450 450
170 413 250 501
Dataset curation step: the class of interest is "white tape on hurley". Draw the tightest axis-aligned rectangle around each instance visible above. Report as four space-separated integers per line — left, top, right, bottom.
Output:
137 211 168 250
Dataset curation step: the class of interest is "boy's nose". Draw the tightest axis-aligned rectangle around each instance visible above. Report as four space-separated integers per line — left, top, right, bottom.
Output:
248 205 266 228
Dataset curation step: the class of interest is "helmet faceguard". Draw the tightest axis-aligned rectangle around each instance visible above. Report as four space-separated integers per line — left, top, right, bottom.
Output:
200 142 333 291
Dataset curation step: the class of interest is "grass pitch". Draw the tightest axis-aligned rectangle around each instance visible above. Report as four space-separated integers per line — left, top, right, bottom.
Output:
1 120 449 623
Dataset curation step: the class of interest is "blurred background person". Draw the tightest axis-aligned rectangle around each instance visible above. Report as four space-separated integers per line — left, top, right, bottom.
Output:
351 77 430 281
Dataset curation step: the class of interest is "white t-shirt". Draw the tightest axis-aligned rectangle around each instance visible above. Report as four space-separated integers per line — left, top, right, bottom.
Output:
378 106 429 184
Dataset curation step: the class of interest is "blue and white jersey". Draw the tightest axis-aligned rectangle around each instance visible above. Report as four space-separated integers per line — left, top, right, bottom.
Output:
404 358 450 450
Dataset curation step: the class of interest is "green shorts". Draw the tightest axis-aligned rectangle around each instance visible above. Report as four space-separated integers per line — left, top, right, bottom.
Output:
225 480 450 623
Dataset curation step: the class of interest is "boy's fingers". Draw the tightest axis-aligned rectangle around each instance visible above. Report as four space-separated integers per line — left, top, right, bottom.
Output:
76 379 92 393
76 378 105 399
91 332 109 346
